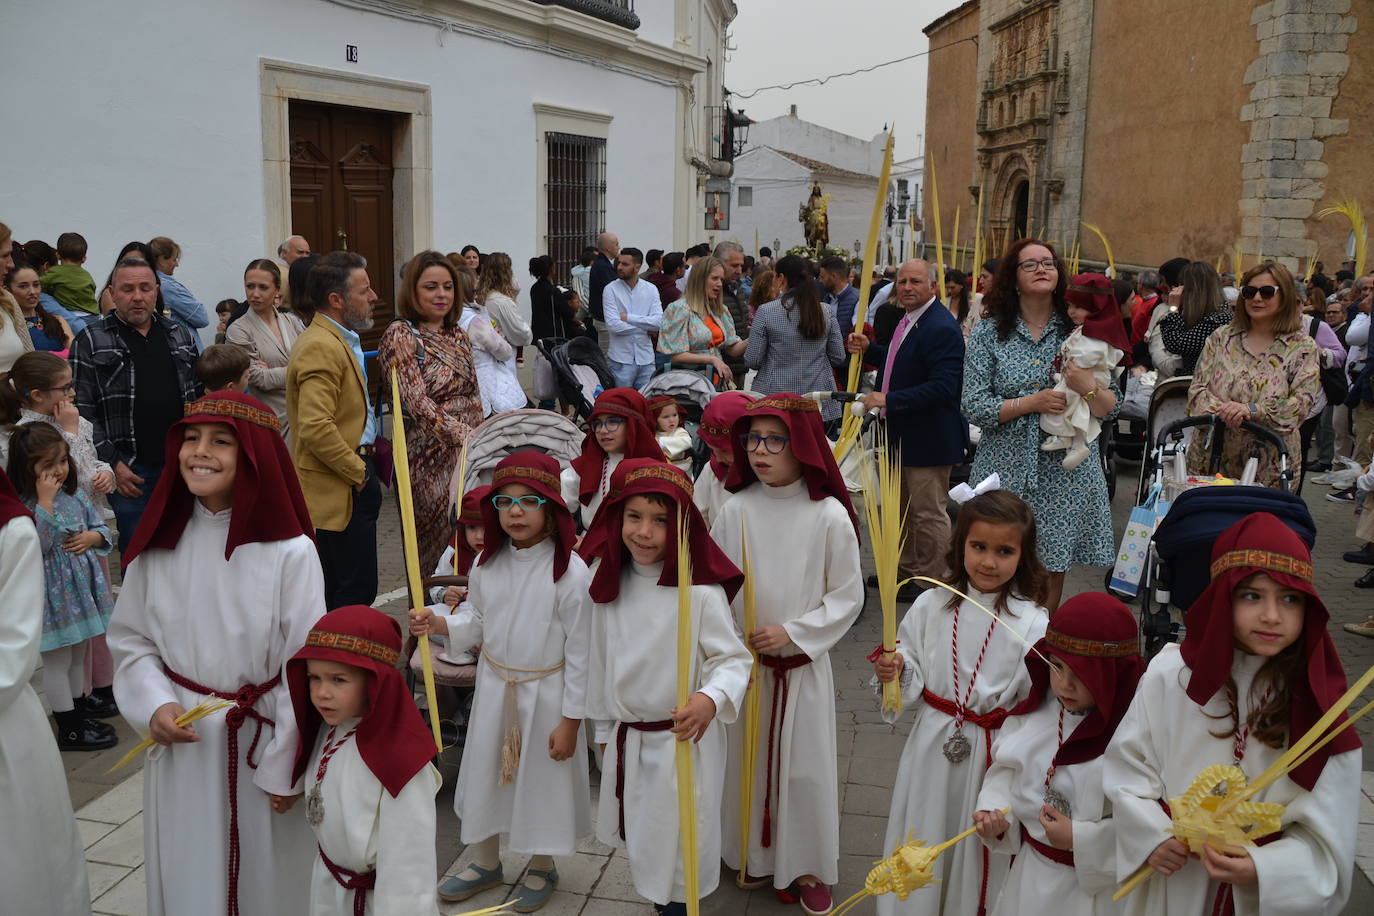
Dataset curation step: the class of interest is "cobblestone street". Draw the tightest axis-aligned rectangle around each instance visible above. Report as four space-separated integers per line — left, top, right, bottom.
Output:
63 453 1374 914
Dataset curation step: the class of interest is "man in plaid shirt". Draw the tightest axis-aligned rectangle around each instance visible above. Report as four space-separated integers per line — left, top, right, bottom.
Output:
70 257 201 553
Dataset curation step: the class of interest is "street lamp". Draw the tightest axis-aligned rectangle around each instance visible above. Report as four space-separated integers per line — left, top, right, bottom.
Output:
854 239 862 257
773 238 781 253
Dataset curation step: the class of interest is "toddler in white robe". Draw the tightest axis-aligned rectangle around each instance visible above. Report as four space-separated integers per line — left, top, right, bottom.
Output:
410 451 592 913
1105 512 1361 916
108 392 322 916
872 489 1050 916
561 387 666 529
973 592 1145 916
692 390 756 527
1040 273 1129 470
288 605 442 916
648 395 695 473
709 393 864 916
581 458 752 913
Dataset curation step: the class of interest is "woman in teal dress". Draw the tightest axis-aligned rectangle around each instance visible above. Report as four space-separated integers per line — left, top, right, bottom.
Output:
961 240 1120 610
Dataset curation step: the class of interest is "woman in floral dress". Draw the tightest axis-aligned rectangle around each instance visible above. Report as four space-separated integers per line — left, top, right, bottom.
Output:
379 251 484 572
962 240 1119 611
1186 261 1319 488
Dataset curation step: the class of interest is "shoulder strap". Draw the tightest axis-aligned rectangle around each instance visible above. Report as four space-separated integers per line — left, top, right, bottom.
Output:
1308 315 1320 339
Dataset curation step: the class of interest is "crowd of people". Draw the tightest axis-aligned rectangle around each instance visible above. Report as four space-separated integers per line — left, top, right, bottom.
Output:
0 215 1370 916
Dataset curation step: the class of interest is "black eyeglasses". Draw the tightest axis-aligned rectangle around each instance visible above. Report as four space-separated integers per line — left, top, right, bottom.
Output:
36 383 76 395
1241 285 1278 300
590 417 626 433
491 494 548 511
1017 257 1058 273
739 432 791 454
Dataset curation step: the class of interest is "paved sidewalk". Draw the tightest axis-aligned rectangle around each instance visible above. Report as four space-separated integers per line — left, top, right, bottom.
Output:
67 455 1374 914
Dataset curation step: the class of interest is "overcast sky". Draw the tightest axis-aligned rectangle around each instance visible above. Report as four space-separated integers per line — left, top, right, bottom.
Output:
723 0 957 162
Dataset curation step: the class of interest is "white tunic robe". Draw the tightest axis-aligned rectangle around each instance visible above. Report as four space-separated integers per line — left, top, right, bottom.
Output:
711 478 864 888
975 698 1120 916
587 564 752 904
1104 645 1359 916
451 538 593 854
304 719 442 916
692 463 730 529
0 516 90 916
1040 329 1122 447
561 452 624 530
108 503 323 916
879 588 1048 916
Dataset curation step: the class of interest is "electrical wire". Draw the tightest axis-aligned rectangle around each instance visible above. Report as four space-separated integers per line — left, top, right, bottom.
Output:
732 35 977 99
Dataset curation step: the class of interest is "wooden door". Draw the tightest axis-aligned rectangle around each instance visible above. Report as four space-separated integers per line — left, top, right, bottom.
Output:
289 101 396 351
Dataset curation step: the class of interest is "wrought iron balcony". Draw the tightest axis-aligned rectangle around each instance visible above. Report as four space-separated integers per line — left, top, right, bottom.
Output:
530 0 639 30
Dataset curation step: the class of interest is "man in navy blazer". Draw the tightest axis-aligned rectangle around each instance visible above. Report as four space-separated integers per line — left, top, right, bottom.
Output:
847 259 966 595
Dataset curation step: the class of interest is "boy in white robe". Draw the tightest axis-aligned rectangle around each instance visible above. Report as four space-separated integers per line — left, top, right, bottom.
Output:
873 489 1050 916
108 392 322 916
0 468 90 916
561 387 666 529
973 592 1145 916
710 393 864 916
1039 273 1130 470
1105 512 1361 916
581 458 752 913
288 604 442 916
410 451 593 913
692 390 755 528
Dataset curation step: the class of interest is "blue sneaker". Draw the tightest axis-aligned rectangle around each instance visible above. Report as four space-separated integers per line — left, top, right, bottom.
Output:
437 862 503 902
513 865 558 912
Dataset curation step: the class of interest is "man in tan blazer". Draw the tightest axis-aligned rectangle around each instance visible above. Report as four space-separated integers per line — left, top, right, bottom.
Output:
286 251 380 609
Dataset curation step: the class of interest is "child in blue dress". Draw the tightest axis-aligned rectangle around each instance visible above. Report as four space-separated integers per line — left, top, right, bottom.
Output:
5 422 115 751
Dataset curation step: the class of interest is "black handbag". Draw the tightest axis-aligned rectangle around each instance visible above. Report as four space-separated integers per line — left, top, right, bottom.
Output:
1309 317 1348 404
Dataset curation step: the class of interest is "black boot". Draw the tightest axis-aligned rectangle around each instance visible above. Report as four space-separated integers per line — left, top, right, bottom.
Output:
55 709 118 752
81 689 120 719
1356 569 1374 589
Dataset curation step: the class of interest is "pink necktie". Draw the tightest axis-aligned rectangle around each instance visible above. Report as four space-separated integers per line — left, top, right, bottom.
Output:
880 312 914 417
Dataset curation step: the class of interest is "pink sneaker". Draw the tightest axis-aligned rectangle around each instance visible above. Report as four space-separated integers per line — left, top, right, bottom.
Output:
799 882 832 915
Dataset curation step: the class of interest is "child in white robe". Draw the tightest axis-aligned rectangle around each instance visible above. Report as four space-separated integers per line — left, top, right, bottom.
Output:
410 450 592 913
973 592 1145 916
108 392 322 916
648 394 695 473
581 458 752 914
287 604 442 916
692 390 755 528
0 468 90 916
710 393 865 916
418 485 488 668
1039 273 1130 470
1105 512 1361 916
560 387 665 529
872 489 1051 916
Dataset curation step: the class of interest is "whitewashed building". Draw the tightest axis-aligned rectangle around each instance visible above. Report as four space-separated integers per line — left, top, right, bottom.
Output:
1 0 739 342
726 108 887 258
882 156 925 267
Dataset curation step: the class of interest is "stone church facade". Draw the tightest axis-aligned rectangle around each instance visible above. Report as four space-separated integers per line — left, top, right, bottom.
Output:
923 0 1367 272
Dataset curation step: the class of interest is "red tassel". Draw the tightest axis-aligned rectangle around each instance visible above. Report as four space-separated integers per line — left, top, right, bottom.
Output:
761 809 772 849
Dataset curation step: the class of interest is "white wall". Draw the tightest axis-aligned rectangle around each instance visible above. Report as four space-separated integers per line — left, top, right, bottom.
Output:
746 114 886 176
729 148 876 258
0 0 687 336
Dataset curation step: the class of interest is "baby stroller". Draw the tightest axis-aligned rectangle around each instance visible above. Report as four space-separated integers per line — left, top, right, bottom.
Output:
535 336 614 420
1133 375 1195 506
640 369 718 477
1134 414 1312 657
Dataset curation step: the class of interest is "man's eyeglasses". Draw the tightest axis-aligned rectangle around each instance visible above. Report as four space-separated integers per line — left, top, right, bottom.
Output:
1017 258 1058 273
739 432 791 454
1241 285 1278 301
590 417 626 433
491 494 548 511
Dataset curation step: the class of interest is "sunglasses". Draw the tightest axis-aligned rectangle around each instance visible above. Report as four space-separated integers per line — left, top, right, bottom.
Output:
1241 285 1278 301
491 494 548 511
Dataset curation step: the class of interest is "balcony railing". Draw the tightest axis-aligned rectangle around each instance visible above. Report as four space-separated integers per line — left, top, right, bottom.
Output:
530 0 639 30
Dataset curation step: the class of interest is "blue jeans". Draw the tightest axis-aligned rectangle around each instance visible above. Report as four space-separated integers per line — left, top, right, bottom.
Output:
108 461 163 556
610 359 655 390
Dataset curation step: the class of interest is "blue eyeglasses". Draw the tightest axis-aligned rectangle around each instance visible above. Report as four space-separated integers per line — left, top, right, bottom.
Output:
491 494 549 511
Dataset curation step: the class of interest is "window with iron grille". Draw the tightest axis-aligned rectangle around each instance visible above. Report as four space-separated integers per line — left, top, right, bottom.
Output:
546 131 607 285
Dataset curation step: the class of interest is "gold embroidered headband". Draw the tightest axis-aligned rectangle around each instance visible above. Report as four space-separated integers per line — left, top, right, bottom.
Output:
493 465 561 491
185 398 281 432
305 630 400 667
748 395 819 414
1045 628 1138 659
1210 548 1313 583
623 464 693 497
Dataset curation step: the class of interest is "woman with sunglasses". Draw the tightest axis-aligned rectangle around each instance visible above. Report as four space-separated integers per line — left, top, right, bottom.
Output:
1186 261 1320 487
962 239 1120 612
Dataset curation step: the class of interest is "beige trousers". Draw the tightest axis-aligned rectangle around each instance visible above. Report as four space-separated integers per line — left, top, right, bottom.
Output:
897 465 953 581
1354 402 1374 465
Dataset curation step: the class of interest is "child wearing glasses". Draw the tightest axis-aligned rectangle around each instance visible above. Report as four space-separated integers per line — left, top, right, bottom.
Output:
409 451 592 913
709 393 864 916
1038 274 1130 471
561 387 665 528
